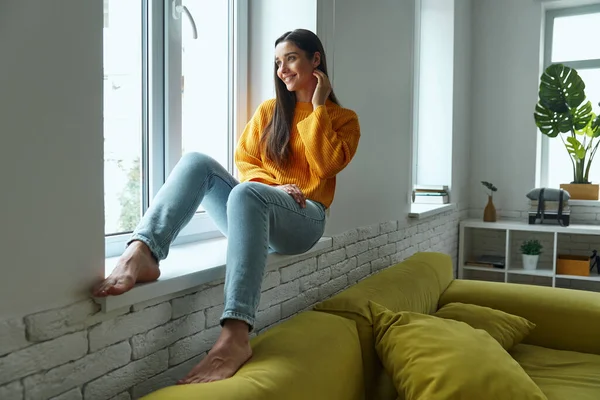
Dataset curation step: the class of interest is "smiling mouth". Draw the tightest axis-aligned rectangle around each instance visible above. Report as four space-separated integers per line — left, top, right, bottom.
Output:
283 75 296 83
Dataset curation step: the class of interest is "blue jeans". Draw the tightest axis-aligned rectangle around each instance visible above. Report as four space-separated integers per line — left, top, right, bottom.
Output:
129 152 326 328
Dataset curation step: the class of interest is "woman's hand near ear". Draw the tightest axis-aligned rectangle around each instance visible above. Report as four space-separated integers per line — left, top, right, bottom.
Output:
311 69 332 109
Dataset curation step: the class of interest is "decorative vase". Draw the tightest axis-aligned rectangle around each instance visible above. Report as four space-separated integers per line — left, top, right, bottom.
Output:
522 254 539 270
483 196 496 222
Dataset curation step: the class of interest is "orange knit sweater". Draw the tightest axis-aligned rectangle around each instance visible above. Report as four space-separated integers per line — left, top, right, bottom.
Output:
234 99 360 208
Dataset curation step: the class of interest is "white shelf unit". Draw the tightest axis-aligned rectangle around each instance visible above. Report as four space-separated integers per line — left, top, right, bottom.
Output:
458 219 600 287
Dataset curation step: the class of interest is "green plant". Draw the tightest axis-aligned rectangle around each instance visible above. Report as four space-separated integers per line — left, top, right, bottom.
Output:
481 181 498 197
520 239 543 255
534 63 600 184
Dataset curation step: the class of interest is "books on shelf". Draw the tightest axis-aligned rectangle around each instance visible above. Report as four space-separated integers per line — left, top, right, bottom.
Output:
413 185 450 204
465 255 506 269
528 200 570 226
529 200 570 212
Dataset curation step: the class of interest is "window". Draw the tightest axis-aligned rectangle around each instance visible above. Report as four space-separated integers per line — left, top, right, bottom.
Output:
410 0 454 204
103 0 247 257
541 5 600 189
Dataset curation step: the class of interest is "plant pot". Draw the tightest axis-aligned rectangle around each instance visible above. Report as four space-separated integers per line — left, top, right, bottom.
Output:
483 196 496 222
560 183 599 200
522 254 539 270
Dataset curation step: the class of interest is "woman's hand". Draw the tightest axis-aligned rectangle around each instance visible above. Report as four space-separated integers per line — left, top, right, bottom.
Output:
312 69 332 109
276 184 306 208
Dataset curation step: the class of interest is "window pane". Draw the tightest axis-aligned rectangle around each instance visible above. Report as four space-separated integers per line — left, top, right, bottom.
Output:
547 68 600 188
551 12 600 62
181 0 230 168
103 0 143 235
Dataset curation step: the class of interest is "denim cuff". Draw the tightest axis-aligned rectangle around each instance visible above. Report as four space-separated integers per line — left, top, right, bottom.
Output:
127 234 163 261
221 310 255 331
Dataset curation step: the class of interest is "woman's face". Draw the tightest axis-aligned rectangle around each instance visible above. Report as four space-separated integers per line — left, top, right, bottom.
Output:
275 41 320 93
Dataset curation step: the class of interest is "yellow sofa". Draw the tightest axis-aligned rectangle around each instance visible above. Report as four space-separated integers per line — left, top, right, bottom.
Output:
143 252 600 399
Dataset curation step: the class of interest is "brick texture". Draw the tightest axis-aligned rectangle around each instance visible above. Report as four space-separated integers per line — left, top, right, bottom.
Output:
0 331 88 385
0 381 23 400
0 318 29 357
25 300 99 342
0 207 463 399
23 341 131 400
131 311 205 360
49 388 82 400
89 303 171 352
83 350 168 400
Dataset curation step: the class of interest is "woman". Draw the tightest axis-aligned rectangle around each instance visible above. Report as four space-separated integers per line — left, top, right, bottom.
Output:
93 29 360 384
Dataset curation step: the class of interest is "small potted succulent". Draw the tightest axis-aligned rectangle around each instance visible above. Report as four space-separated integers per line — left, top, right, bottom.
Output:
521 239 543 270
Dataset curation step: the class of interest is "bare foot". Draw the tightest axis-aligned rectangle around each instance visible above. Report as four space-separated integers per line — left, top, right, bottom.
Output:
178 320 252 384
92 240 160 297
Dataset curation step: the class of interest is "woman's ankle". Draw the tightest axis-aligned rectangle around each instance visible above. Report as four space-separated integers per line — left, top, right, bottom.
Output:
222 319 251 340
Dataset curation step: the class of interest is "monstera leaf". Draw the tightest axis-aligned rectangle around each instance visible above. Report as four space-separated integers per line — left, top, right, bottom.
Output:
534 102 571 137
534 65 599 184
577 111 600 138
566 136 586 160
539 64 586 112
571 101 594 131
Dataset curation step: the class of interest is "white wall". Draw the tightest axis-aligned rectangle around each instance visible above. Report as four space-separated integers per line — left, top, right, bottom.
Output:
248 0 317 111
0 1 104 319
323 0 417 234
452 0 473 206
469 0 544 212
416 0 455 187
469 0 600 212
323 0 472 234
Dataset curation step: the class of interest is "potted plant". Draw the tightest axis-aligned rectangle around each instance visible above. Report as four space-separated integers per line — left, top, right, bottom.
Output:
533 63 600 200
481 181 498 222
520 239 543 270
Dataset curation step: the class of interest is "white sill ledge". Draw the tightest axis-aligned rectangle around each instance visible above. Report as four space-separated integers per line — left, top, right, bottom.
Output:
409 203 454 219
94 237 333 312
569 199 600 207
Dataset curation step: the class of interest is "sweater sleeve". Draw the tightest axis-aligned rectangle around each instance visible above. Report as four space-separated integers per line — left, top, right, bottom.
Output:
234 103 277 184
296 105 361 179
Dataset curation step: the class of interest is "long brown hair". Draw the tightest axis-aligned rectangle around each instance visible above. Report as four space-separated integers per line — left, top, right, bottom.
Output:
261 29 339 166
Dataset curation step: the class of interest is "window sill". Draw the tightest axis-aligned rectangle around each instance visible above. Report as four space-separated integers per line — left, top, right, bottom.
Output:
94 237 333 312
408 203 455 219
569 199 600 207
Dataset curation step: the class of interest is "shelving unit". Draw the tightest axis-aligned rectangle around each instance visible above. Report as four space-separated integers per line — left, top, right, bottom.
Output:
458 219 600 288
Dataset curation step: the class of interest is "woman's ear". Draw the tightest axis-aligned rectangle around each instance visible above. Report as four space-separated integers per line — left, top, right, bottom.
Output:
313 52 321 68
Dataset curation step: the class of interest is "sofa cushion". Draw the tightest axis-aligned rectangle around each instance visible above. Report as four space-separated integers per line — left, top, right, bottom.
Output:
434 302 536 350
439 279 600 355
369 301 548 400
141 311 364 400
511 344 600 400
314 252 454 400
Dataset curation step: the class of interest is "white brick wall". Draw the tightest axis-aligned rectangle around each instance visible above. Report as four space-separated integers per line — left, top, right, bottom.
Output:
0 331 88 385
83 350 168 400
0 381 23 400
0 318 30 357
89 303 172 352
25 300 99 342
109 393 131 400
0 206 462 399
49 389 82 400
24 342 131 400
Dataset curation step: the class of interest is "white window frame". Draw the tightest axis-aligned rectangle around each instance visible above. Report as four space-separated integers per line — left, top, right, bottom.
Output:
105 0 248 258
539 3 600 188
409 0 454 204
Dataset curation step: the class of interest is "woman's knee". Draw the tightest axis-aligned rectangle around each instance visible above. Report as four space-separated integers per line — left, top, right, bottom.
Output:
175 152 220 177
180 151 215 168
227 182 266 207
